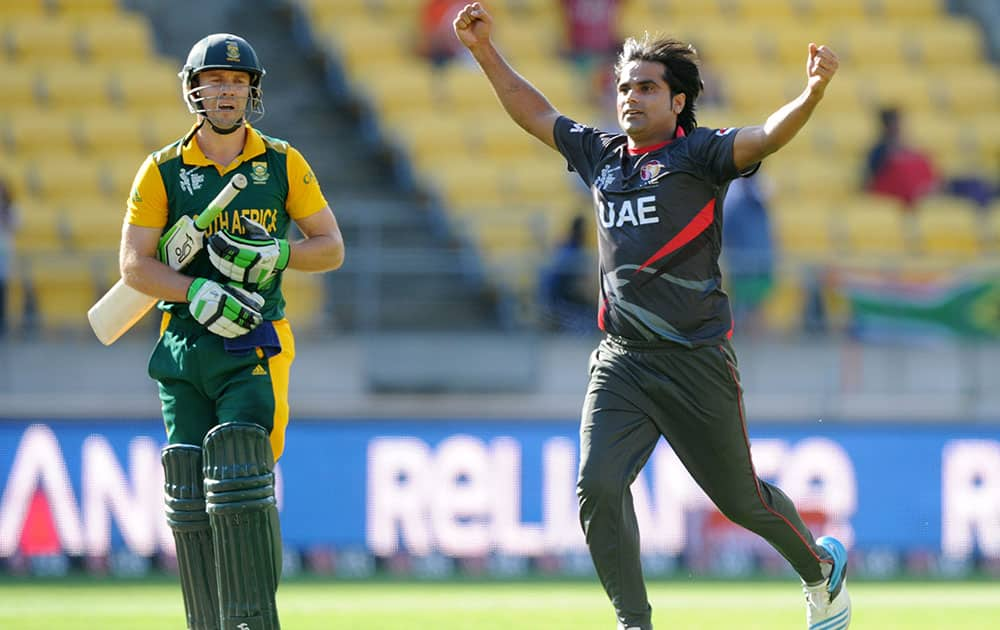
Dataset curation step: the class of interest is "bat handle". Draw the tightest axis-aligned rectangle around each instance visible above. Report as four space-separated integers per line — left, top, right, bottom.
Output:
194 173 248 230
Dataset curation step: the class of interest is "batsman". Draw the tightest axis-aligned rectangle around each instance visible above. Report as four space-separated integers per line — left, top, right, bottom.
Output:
118 33 344 629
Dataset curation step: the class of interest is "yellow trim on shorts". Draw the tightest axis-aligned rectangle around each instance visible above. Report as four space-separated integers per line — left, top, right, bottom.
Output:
267 318 296 461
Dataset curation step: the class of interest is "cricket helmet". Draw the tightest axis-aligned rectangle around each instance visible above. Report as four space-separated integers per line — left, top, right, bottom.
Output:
179 33 265 125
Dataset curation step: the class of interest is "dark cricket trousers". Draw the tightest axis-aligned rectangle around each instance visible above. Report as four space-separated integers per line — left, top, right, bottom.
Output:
578 336 830 629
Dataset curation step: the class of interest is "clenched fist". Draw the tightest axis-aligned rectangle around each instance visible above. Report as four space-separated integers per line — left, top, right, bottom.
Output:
453 2 493 50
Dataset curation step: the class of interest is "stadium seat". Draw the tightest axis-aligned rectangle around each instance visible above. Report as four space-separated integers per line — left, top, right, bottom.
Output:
912 196 983 259
6 19 80 63
768 157 861 201
3 111 79 158
318 16 412 70
7 65 43 107
280 271 326 329
0 0 47 21
910 21 984 66
25 158 106 202
356 60 439 123
51 0 121 16
146 108 199 149
770 203 836 261
26 256 99 330
112 62 183 110
429 159 504 210
938 67 1000 114
40 65 115 110
805 0 867 19
441 65 504 111
13 199 67 251
832 24 907 67
78 13 154 62
838 196 909 257
876 0 944 20
76 110 152 158
63 197 125 254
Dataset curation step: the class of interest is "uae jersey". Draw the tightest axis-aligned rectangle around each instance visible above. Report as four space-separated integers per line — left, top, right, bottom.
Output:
553 116 756 347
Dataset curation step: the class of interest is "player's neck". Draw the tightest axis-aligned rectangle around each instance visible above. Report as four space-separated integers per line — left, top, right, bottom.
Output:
196 123 247 167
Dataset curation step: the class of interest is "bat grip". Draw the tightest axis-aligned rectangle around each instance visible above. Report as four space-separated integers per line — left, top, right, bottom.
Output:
194 173 247 230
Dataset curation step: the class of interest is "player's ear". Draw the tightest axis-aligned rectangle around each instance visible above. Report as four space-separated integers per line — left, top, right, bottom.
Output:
672 92 686 114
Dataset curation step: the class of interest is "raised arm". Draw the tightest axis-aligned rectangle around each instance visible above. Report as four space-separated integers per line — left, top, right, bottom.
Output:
454 2 560 150
732 43 839 172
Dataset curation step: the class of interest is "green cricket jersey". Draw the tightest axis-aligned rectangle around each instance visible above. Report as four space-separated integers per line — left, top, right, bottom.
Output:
125 123 328 321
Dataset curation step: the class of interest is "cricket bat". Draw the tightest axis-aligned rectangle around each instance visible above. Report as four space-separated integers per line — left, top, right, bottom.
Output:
87 173 248 345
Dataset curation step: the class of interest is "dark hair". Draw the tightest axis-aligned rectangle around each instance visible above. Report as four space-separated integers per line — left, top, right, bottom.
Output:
614 34 704 134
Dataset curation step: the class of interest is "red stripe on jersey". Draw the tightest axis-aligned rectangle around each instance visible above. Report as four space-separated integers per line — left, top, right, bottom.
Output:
598 299 607 331
627 126 687 155
635 198 716 274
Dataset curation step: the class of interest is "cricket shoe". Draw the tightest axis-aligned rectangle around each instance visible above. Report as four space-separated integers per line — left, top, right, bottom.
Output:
804 536 851 629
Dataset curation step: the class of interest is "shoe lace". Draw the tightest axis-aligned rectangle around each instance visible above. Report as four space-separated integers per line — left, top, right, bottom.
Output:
803 581 830 614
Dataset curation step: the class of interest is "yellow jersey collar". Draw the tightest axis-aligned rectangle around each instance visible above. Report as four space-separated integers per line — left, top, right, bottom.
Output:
181 122 267 169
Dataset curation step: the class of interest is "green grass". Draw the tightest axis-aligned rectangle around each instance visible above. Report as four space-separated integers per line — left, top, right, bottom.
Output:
1 579 997 629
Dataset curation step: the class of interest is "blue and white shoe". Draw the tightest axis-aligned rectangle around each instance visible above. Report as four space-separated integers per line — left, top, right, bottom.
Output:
804 536 851 629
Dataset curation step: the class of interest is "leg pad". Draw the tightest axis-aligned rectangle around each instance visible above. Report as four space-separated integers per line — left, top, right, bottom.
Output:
204 422 281 630
163 444 219 630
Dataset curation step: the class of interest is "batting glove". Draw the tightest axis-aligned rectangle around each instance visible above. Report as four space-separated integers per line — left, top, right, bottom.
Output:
207 217 290 291
187 278 265 338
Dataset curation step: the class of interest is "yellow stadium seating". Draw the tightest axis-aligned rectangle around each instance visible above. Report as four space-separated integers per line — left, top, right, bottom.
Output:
111 62 182 110
3 111 79 158
13 199 66 251
356 60 439 122
64 197 126 254
52 0 121 16
768 157 862 201
41 64 115 109
289 0 996 337
441 64 503 111
831 24 907 68
726 0 802 20
805 0 868 19
876 0 943 20
317 16 412 69
517 60 587 108
476 116 550 160
6 19 80 63
280 271 326 330
912 196 983 259
7 65 43 107
837 195 909 256
491 20 561 63
770 203 836 261
911 20 984 66
938 67 1000 114
27 256 99 331
78 13 154 62
146 108 199 148
505 157 580 207
24 158 106 202
76 110 152 158
0 0 47 21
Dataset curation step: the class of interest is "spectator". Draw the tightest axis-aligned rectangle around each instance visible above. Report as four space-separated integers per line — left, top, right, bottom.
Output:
722 171 774 332
538 214 595 333
0 178 17 336
419 0 473 67
560 0 622 69
864 107 938 207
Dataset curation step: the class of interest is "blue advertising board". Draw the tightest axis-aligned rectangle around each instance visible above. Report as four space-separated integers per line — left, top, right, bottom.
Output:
1 419 998 563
